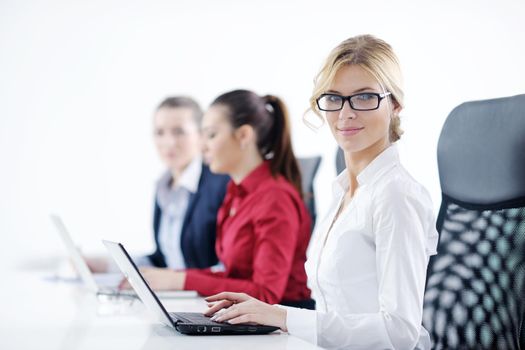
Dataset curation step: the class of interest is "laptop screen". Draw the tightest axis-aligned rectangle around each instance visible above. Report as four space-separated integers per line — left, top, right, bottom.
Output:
50 214 99 292
102 240 175 327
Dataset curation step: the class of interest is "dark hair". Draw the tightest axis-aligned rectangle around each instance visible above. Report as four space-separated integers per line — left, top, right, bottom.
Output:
211 89 302 195
156 96 203 125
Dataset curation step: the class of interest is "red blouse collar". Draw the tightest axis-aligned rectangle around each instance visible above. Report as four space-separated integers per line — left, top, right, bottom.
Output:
228 160 272 197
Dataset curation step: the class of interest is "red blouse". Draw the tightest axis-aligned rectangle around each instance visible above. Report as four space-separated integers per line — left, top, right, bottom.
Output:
184 161 312 304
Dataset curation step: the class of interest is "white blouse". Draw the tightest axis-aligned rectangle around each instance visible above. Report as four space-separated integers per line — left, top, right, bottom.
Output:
156 156 202 269
284 145 439 350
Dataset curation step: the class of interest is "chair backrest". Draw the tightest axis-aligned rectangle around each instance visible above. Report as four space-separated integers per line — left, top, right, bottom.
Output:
335 147 345 175
423 94 525 350
297 156 322 229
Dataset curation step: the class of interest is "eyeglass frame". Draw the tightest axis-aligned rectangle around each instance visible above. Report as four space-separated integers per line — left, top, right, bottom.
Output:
316 92 392 112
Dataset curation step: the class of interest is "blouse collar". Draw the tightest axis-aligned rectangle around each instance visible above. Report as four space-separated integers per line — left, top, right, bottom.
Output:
333 144 400 196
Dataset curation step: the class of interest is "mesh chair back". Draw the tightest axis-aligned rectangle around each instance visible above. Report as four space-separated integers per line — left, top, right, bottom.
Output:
423 94 525 349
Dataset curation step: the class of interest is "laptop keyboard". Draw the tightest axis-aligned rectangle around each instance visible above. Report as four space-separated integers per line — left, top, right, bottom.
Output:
170 312 223 325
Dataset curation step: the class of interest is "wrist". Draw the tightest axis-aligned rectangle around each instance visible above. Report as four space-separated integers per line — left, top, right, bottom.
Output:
173 271 186 290
274 305 288 332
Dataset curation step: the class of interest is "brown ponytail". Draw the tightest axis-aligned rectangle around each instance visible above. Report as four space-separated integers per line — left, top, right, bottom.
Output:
262 95 302 196
211 90 303 196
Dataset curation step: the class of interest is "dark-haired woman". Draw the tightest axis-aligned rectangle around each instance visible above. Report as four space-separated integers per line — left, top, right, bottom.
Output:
132 90 313 308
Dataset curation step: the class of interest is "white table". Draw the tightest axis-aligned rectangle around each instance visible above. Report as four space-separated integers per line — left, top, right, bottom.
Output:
0 270 323 350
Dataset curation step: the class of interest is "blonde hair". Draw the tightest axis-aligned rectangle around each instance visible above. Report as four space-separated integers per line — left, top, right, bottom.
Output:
308 34 404 142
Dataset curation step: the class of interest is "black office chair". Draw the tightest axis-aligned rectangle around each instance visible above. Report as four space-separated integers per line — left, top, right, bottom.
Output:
336 147 345 175
297 156 322 229
423 94 525 350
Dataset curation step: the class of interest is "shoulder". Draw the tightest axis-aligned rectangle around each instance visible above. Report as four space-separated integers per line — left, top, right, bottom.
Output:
371 164 433 213
258 175 301 201
368 164 438 254
251 176 305 216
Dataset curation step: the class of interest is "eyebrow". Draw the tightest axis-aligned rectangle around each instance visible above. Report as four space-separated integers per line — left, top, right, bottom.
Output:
326 87 377 95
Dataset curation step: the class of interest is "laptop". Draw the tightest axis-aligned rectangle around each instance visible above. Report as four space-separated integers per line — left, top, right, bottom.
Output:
50 214 197 299
103 239 279 335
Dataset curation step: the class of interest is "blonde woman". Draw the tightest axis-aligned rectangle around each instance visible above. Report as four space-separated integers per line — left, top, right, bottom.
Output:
204 35 439 350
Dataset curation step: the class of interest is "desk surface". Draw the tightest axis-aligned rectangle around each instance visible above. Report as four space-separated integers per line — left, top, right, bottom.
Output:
0 270 323 350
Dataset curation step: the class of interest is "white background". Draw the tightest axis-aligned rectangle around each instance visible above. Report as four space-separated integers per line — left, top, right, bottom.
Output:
1 0 524 271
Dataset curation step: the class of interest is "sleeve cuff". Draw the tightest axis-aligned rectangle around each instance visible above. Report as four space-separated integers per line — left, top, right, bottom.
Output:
183 269 200 291
183 268 213 292
276 305 317 346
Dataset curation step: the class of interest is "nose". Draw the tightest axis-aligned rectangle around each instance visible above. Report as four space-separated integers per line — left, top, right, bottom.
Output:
338 99 357 120
157 136 177 149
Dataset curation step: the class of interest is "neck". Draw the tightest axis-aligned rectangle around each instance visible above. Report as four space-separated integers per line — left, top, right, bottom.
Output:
230 153 264 184
170 159 194 188
344 138 391 196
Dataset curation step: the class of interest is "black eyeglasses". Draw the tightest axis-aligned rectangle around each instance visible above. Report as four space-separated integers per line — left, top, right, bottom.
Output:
316 92 391 112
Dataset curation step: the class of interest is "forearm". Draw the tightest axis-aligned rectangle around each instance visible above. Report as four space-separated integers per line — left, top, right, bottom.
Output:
184 269 285 304
285 307 419 350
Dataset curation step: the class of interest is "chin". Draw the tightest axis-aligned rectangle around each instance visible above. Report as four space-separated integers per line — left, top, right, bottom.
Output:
338 140 369 153
209 162 223 174
163 161 176 169
164 161 181 169
337 138 362 152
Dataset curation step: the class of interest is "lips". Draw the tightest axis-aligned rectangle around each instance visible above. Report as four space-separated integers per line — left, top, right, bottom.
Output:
337 126 364 136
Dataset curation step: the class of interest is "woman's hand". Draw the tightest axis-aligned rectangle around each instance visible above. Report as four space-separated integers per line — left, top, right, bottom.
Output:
204 292 288 331
119 268 186 291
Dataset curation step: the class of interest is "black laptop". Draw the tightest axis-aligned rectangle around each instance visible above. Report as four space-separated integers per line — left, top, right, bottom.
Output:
103 240 279 335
